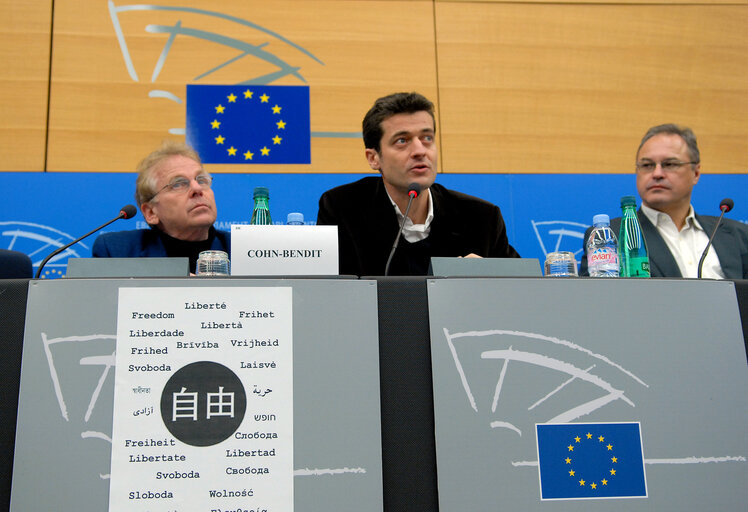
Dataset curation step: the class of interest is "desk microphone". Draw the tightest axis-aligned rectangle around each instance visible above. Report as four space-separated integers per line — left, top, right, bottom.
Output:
35 204 137 278
384 183 422 276
697 198 733 279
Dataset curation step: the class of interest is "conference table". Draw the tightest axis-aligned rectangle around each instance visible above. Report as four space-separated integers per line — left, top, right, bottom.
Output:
1 276 746 511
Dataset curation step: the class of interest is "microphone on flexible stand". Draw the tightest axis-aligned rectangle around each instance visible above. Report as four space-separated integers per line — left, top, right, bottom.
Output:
34 204 138 279
697 198 733 278
384 183 422 276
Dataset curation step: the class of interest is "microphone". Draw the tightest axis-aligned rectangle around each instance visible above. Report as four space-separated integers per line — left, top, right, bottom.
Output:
34 204 137 278
384 183 422 276
697 198 734 278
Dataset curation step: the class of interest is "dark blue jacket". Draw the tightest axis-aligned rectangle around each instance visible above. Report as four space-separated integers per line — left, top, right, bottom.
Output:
92 228 230 258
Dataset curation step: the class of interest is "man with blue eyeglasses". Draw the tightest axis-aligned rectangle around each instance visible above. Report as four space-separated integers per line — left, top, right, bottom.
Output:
92 141 229 273
581 124 748 278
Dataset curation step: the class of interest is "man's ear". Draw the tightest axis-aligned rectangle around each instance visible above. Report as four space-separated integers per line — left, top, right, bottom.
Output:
691 163 701 185
140 202 159 226
365 148 380 172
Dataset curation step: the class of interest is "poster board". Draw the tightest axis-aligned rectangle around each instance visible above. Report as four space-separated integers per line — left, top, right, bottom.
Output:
427 278 748 510
11 277 383 511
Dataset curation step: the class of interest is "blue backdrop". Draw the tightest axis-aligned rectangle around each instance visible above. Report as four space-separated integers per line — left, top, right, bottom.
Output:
3 172 746 278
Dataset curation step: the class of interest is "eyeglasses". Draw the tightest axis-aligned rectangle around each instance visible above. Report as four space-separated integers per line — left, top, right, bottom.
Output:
636 160 698 173
150 174 213 201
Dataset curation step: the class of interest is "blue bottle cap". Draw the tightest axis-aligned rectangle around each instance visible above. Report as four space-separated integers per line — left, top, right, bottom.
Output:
253 186 269 199
286 212 304 224
592 214 610 225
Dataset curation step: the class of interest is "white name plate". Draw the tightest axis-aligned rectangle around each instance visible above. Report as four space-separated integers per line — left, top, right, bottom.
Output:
231 225 339 276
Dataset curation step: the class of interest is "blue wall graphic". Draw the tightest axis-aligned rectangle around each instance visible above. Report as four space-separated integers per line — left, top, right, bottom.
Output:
3 172 746 278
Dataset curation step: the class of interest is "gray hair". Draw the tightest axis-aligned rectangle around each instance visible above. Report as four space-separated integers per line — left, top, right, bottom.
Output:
637 124 700 167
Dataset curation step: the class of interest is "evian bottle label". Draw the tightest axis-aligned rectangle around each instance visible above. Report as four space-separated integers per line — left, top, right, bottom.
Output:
589 248 618 266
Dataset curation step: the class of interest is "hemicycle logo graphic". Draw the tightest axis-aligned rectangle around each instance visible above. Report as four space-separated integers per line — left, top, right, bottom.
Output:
107 2 358 141
1 221 87 279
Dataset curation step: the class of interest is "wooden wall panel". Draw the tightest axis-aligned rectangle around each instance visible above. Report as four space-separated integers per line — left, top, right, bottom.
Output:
46 0 437 173
4 1 747 174
0 0 52 171
435 3 748 173
439 0 747 4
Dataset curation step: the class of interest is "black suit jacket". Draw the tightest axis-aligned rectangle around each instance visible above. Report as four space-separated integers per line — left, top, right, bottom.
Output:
580 209 748 278
316 177 519 276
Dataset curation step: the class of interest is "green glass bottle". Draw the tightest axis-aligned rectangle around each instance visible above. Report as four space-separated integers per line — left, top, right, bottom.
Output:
250 187 272 225
618 196 650 278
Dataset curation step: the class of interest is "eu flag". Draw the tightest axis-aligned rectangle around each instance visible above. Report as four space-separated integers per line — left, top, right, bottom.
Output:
536 422 647 500
186 85 311 164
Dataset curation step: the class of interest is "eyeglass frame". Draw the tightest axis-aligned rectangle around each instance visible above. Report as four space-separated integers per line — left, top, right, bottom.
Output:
148 173 214 202
635 159 699 173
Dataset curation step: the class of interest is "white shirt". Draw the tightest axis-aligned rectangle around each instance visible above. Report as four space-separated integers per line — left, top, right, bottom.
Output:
386 188 434 243
641 204 725 279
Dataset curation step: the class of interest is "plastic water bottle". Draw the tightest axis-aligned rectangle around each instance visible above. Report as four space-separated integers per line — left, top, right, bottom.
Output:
286 212 304 225
618 196 650 277
250 187 271 225
586 214 619 277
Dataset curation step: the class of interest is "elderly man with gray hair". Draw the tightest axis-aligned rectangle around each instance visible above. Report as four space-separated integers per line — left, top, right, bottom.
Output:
92 140 229 273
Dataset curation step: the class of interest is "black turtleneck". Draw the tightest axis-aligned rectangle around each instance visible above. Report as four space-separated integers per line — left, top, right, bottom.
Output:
156 227 217 273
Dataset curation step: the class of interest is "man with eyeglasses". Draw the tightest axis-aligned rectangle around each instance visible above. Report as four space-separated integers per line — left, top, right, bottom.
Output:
580 123 748 278
92 140 229 273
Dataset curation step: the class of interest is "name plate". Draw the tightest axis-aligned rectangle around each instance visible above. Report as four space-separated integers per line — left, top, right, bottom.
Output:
231 225 339 276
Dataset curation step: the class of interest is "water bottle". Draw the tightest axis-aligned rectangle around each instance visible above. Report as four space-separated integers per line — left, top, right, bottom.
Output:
586 214 619 277
286 212 304 225
250 187 271 225
618 196 650 277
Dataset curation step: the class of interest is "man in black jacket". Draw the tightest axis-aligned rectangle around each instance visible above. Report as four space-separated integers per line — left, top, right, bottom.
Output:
317 92 519 276
581 124 748 278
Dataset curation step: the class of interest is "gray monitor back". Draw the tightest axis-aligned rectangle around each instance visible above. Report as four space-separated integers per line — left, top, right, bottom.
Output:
430 257 541 277
65 257 189 278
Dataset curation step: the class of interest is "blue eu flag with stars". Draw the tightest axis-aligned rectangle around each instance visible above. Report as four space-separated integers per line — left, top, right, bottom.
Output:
536 422 647 500
186 85 311 164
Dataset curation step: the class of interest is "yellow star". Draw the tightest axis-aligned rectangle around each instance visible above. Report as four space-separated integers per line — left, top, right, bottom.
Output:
243 89 253 99
598 436 605 442
607 444 613 451
215 135 225 145
574 436 581 443
243 150 254 160
260 93 270 103
215 104 225 114
276 119 286 129
568 469 575 476
272 104 281 114
272 135 282 145
211 119 220 129
260 146 270 156
227 146 237 156
567 445 574 452
610 469 616 476
227 93 237 103
611 456 618 463
601 479 608 486
579 479 585 486
586 432 593 439
590 482 597 490
565 457 571 464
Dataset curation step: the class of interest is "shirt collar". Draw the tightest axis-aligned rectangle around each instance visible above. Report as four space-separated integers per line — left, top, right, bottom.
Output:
386 187 434 227
641 203 702 232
